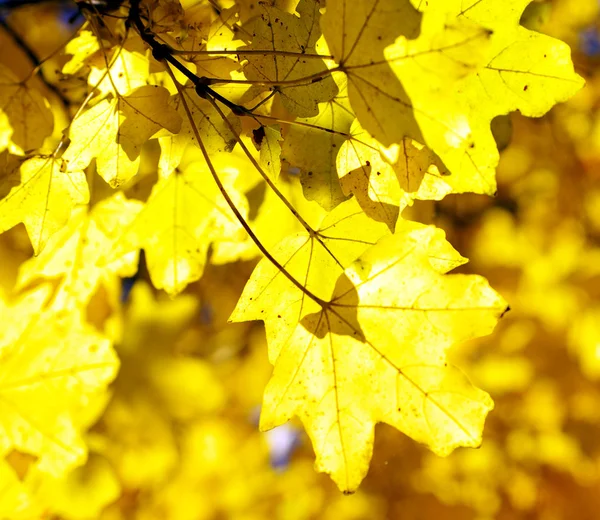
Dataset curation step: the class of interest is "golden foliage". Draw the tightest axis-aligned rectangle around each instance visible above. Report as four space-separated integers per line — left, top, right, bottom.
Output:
0 0 594 517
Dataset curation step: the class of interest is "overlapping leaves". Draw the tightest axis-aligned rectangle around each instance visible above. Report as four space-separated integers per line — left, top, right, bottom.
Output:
233 218 507 490
0 284 118 475
321 0 583 197
0 0 584 504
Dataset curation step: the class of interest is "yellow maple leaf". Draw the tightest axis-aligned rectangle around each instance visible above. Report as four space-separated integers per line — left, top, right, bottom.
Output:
338 119 489 219
110 161 247 295
321 0 422 147
0 284 119 475
0 156 89 255
255 124 283 180
16 193 143 309
0 65 54 155
384 0 584 194
383 15 496 192
322 0 583 198
238 0 338 117
255 221 507 491
444 0 585 118
158 87 239 177
230 197 390 358
281 75 354 211
64 85 182 187
87 36 151 98
61 30 101 76
323 0 497 189
337 120 406 229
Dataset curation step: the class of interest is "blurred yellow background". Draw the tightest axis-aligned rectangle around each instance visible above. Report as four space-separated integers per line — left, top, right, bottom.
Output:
1 0 600 518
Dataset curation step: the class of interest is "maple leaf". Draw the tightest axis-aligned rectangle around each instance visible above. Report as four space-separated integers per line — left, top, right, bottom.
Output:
86 36 151 98
61 30 102 76
0 285 118 475
15 193 142 310
337 120 406 229
322 0 502 191
320 0 422 146
254 124 283 180
238 0 338 117
0 156 89 255
256 221 507 491
321 0 583 199
337 120 481 220
158 87 239 176
230 197 390 360
0 65 54 155
281 75 355 211
109 161 247 295
64 85 182 187
383 0 585 193
0 0 589 511
448 0 585 116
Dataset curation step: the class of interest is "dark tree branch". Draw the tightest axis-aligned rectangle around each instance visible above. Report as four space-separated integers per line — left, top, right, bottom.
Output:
0 17 71 109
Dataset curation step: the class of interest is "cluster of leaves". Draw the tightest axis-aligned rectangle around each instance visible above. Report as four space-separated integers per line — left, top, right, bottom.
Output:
0 0 588 517
411 5 600 515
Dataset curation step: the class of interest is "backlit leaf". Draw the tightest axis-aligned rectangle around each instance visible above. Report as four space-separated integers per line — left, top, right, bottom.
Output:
321 0 423 146
87 37 151 98
258 221 507 491
16 193 143 309
385 0 584 194
158 87 238 177
64 85 182 187
282 75 354 211
0 285 118 475
110 161 247 295
0 65 53 155
0 156 89 255
239 0 338 117
230 197 390 360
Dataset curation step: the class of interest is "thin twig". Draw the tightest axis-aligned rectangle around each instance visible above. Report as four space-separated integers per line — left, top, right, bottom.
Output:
165 64 326 306
171 48 334 59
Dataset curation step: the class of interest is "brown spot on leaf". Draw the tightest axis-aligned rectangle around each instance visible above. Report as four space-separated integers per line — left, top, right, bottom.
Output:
252 126 266 148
